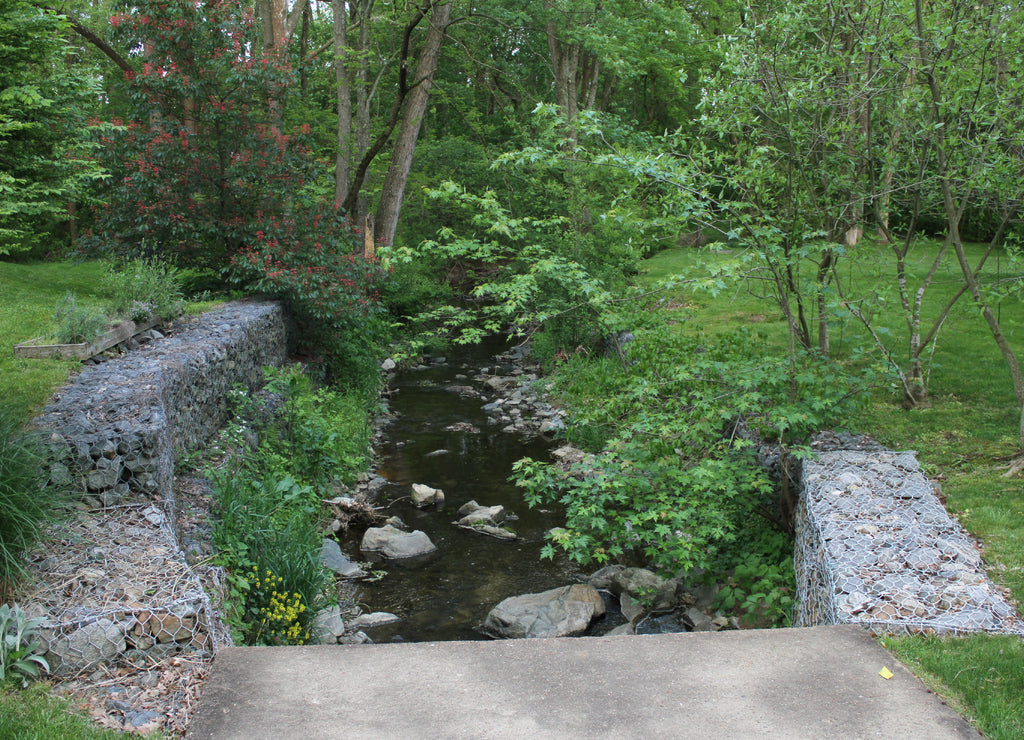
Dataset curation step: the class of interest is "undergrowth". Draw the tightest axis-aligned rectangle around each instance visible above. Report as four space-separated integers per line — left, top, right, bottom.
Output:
205 363 377 645
516 299 865 625
0 404 61 592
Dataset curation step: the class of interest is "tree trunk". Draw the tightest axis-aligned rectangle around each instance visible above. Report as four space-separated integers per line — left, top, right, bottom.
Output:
334 0 351 204
374 0 452 248
915 0 1024 442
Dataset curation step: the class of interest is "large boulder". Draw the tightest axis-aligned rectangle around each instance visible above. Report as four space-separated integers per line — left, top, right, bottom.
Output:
478 584 605 639
360 525 437 559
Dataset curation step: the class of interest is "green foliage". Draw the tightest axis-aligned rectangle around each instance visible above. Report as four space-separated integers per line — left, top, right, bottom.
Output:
258 365 374 487
516 311 866 575
713 529 795 628
206 364 374 645
0 603 48 685
0 2 103 256
102 257 184 321
52 291 107 345
516 444 769 573
209 465 327 646
385 181 614 350
0 405 59 589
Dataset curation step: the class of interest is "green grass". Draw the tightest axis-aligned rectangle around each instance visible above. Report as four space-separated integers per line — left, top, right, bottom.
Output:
882 634 1024 740
639 239 1024 737
0 682 126 739
0 259 117 421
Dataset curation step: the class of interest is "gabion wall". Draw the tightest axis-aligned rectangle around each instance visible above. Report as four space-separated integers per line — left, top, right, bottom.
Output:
795 449 1024 636
33 301 288 520
25 301 289 675
25 504 231 676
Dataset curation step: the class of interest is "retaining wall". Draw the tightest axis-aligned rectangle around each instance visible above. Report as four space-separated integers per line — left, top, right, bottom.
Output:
794 449 1024 636
25 301 289 674
33 301 288 515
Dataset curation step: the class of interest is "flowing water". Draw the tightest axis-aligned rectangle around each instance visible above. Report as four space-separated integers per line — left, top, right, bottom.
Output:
341 337 583 642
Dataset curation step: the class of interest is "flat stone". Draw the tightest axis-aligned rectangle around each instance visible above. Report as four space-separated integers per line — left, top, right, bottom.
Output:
360 525 437 560
478 584 605 639
320 538 363 578
349 612 400 629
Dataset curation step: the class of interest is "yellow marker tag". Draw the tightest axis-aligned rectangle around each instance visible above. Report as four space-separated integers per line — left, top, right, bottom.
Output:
879 667 894 680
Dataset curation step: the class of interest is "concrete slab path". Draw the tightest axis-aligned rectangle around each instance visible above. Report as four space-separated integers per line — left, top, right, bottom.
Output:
187 625 978 739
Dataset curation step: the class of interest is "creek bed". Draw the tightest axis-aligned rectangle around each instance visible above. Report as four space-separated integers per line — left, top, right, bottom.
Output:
342 338 583 642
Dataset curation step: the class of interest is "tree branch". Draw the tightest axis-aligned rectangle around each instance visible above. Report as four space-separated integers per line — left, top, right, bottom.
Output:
65 15 135 74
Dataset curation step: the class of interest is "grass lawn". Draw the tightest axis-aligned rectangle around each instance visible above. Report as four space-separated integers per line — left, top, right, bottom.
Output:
0 683 128 739
0 259 117 421
639 239 1024 739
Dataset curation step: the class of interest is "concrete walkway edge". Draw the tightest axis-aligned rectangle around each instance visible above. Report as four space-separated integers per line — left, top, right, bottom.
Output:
187 625 978 739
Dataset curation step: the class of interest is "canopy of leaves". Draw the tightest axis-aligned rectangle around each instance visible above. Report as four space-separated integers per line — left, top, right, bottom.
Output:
0 2 101 255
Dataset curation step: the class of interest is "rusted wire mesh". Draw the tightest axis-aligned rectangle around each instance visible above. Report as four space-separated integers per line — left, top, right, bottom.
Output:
795 449 1024 636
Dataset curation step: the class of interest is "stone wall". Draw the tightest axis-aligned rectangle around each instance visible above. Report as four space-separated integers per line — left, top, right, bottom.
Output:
794 449 1024 636
25 301 289 675
33 301 288 517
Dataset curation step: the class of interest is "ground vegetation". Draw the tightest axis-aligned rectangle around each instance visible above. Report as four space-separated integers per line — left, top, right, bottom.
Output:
1 0 1022 734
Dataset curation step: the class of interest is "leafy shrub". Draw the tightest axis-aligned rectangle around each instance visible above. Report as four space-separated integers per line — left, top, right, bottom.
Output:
257 365 374 488
228 207 390 385
516 314 866 576
386 182 615 348
52 292 106 345
0 604 49 685
0 406 59 589
102 258 184 321
713 528 796 627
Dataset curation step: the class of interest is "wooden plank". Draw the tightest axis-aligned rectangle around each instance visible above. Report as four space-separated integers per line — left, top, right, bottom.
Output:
13 340 89 360
85 320 138 357
13 318 160 361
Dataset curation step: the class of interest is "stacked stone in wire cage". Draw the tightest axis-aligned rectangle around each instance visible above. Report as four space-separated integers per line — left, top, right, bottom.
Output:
795 449 1023 636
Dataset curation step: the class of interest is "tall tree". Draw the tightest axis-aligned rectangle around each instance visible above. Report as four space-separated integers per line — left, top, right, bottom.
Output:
912 0 1024 441
374 0 452 248
0 1 100 255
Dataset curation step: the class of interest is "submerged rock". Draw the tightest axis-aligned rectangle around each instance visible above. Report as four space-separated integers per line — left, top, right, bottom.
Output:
478 584 605 639
460 523 517 541
456 500 505 526
349 612 401 629
360 525 437 560
320 538 364 578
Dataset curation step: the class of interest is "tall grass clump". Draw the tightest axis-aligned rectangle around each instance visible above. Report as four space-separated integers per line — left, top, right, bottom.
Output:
102 257 184 321
0 406 59 592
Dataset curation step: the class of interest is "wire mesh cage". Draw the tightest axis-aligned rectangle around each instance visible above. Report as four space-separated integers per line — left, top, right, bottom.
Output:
21 502 232 677
795 450 1023 636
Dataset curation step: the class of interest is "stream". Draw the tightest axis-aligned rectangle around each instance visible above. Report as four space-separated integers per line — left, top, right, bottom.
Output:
342 337 585 642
